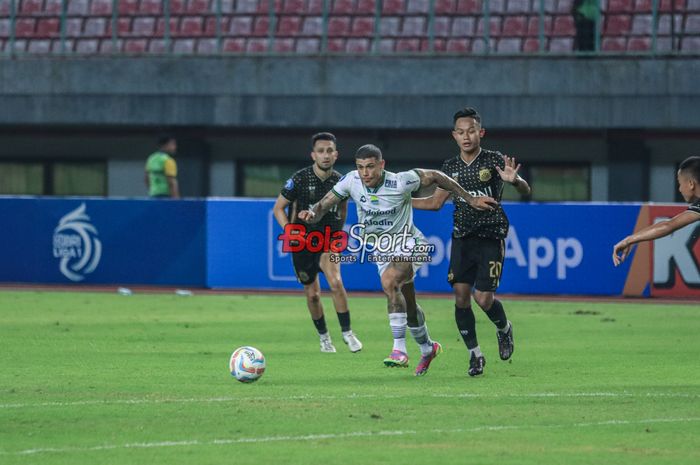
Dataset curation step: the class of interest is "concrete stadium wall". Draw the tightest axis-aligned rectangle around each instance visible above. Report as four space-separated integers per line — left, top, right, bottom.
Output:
1 56 700 129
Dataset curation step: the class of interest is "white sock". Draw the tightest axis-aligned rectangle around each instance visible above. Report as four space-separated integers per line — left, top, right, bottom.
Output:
497 321 511 334
408 324 434 356
389 312 407 353
469 346 483 359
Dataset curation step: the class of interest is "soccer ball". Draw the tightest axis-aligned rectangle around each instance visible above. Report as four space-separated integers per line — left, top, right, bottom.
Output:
229 346 266 383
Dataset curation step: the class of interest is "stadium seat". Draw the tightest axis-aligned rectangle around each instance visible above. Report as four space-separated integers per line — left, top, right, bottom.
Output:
604 15 632 35
133 17 156 36
402 16 426 36
436 0 457 14
28 39 51 53
502 16 528 36
236 0 258 13
196 38 218 53
446 37 470 51
296 37 320 52
396 38 421 50
383 0 407 14
452 17 476 36
407 0 431 13
506 0 531 14
356 0 377 14
631 14 652 35
602 36 627 50
223 37 246 51
118 0 140 16
75 38 99 53
328 16 351 36
20 0 44 15
346 37 371 52
15 19 36 38
180 16 204 36
686 15 700 33
284 0 307 14
333 0 356 14
627 36 651 50
607 0 634 12
497 37 522 52
278 16 302 35
456 0 482 14
90 0 113 15
36 18 60 38
230 16 254 35
380 17 400 36
140 0 163 15
552 15 575 36
527 16 553 36
351 17 375 37
681 35 700 50
173 38 195 53
84 18 108 37
549 37 572 51
302 17 323 35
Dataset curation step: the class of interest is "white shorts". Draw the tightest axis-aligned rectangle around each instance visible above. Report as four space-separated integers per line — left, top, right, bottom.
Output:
370 236 431 278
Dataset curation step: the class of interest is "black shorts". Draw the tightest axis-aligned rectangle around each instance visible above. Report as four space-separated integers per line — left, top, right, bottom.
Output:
448 236 505 292
292 249 323 285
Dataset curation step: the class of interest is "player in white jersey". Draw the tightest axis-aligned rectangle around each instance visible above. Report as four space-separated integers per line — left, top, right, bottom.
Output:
299 144 497 376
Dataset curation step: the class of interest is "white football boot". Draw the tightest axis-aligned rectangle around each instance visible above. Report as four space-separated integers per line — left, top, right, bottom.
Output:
342 331 363 353
319 333 337 353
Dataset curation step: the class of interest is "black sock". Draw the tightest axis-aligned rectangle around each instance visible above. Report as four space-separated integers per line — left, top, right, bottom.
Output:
312 315 328 335
485 299 508 330
455 306 478 349
336 311 351 332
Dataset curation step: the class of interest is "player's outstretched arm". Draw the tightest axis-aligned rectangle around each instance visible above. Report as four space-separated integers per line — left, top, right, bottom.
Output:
415 169 498 211
495 154 531 196
612 210 700 266
298 190 342 224
412 189 451 211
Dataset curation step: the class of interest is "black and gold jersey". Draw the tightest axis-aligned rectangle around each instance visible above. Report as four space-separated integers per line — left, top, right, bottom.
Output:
280 166 344 232
440 149 509 240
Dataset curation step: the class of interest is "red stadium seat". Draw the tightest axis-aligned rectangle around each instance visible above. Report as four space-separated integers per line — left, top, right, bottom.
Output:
421 38 447 51
204 17 230 36
552 15 575 36
180 16 204 36
456 0 482 14
436 0 457 14
327 37 346 51
187 0 210 14
383 0 407 14
396 38 420 51
253 17 270 36
527 16 553 36
356 0 377 14
247 38 268 52
607 0 633 12
155 18 180 35
476 17 502 37
90 0 113 15
328 16 351 36
502 16 527 37
36 18 60 38
118 0 139 16
139 0 163 15
223 37 246 51
351 17 375 37
627 36 651 50
604 15 632 35
20 0 44 15
124 38 148 52
523 37 541 52
15 19 36 38
273 37 295 52
333 0 356 14
602 36 627 50
446 38 470 52
284 0 307 13
278 16 302 36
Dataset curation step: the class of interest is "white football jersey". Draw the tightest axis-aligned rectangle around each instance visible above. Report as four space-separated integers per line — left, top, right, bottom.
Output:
331 170 425 242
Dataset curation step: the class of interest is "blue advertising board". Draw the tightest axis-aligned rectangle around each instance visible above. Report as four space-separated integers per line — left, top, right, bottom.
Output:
0 197 644 295
0 197 206 286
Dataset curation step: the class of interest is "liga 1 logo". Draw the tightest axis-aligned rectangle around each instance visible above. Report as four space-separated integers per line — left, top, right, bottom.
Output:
277 223 435 264
52 203 102 281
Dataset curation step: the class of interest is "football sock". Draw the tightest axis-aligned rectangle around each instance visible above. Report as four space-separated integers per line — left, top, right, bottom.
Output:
312 315 328 336
336 311 351 332
485 299 508 331
469 346 483 359
455 305 478 349
408 324 434 356
389 312 408 353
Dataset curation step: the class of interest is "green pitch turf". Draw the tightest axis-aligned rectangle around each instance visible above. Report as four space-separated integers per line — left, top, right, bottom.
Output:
0 291 699 465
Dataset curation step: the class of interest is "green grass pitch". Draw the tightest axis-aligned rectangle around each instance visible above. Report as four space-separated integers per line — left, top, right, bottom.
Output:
0 290 699 465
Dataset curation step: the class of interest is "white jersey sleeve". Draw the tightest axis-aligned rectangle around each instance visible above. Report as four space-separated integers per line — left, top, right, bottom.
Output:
397 169 422 195
331 171 354 200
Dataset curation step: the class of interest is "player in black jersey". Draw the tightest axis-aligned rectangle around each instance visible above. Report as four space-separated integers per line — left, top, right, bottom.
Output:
613 156 700 266
413 107 531 376
273 132 363 354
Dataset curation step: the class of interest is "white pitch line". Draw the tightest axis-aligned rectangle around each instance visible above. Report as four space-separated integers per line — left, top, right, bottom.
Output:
2 417 699 456
0 391 698 410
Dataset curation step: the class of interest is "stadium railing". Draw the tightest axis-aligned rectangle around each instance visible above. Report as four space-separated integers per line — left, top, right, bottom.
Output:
0 0 698 55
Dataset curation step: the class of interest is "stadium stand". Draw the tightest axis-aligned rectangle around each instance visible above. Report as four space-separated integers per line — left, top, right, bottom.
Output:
0 0 698 54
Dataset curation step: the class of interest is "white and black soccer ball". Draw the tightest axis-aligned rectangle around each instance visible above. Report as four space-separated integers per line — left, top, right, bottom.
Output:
229 346 266 383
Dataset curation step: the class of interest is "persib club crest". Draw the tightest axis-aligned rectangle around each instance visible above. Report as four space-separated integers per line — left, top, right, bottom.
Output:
52 203 102 281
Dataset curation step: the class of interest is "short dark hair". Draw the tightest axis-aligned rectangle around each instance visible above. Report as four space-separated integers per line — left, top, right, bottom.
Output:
157 134 176 147
355 144 383 160
679 156 700 183
453 107 482 125
311 132 336 148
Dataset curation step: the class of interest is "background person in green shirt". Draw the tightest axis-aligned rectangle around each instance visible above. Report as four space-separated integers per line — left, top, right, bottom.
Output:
145 135 180 199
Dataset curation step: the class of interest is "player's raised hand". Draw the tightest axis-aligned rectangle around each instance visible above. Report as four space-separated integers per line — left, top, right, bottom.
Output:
470 196 499 211
495 154 522 184
612 239 631 266
298 210 316 222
